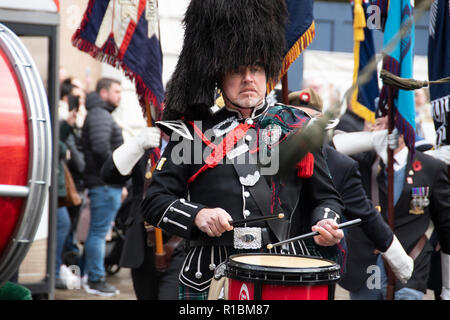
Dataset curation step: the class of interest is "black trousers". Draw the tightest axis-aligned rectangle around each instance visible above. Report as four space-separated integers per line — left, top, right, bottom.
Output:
131 243 185 300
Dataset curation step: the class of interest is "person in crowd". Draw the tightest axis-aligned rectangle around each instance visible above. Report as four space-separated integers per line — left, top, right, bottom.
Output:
60 99 86 271
54 77 86 289
100 124 185 299
81 77 125 296
414 88 436 148
334 95 366 133
55 140 71 290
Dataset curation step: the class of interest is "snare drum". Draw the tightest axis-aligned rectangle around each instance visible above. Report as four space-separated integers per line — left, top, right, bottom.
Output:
226 253 340 300
0 23 52 286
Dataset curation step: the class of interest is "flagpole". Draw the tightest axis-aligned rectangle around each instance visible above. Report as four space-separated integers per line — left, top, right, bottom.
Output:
282 74 289 104
145 99 166 267
385 86 396 300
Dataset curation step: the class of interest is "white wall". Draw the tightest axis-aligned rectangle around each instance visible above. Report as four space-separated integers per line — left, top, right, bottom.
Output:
303 50 428 111
159 0 189 87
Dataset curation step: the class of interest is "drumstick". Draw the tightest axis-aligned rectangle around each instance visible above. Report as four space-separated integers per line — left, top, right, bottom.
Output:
266 218 362 250
230 213 285 227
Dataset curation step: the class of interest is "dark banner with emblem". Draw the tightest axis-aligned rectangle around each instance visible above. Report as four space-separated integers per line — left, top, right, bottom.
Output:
428 0 450 146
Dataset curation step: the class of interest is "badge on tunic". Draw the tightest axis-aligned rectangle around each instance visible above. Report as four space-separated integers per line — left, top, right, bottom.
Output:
239 170 260 186
261 124 282 145
156 157 167 171
212 117 239 137
227 143 249 160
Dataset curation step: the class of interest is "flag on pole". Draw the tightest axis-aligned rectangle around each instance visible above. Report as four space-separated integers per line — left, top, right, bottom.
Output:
72 0 164 114
350 0 379 123
377 0 416 152
269 0 315 91
428 0 450 147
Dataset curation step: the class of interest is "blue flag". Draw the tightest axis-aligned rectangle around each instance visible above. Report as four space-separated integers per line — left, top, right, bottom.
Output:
377 0 416 152
273 0 315 89
428 0 450 146
72 0 164 114
351 0 379 123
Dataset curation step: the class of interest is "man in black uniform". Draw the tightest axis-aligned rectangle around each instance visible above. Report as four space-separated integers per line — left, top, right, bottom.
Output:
333 115 450 300
141 0 345 299
288 88 413 294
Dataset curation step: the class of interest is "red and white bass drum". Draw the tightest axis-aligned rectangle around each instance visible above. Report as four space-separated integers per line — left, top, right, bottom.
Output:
0 23 52 287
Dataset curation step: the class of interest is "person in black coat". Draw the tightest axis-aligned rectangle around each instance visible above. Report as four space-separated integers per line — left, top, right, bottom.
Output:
334 95 365 133
82 81 124 189
289 88 413 292
333 115 450 300
100 127 185 300
80 78 125 296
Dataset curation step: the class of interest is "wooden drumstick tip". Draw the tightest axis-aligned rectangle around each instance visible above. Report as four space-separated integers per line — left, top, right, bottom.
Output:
266 244 273 250
278 213 285 219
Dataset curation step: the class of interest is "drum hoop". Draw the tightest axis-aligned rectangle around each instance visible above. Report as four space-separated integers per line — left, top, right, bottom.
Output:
226 253 340 285
0 23 52 286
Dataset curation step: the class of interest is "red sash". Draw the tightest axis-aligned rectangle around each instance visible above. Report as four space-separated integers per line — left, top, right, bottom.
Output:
187 122 252 184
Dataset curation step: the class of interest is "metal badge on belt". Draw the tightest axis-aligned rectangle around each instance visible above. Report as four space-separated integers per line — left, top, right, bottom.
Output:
409 186 429 215
234 227 262 249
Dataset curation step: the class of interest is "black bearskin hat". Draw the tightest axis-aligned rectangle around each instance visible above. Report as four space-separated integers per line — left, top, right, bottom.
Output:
163 0 288 120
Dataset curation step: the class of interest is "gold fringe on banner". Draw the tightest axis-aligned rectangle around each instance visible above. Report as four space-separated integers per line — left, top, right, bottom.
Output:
268 21 316 93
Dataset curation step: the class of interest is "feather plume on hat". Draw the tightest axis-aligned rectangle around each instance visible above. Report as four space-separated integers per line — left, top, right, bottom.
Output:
163 0 288 120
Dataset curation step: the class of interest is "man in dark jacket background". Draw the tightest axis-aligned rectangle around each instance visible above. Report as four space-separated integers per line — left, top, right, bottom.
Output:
81 77 124 297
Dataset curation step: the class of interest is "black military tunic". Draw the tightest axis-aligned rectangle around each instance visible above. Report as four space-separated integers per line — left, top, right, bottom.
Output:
340 150 450 293
141 103 344 291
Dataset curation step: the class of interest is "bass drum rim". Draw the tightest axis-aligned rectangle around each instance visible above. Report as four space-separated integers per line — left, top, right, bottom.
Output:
0 23 52 287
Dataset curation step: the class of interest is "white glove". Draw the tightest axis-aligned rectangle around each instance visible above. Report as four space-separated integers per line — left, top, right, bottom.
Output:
332 131 375 155
441 252 450 300
380 235 414 284
425 145 450 165
136 127 161 150
112 127 161 175
371 129 388 164
332 130 388 158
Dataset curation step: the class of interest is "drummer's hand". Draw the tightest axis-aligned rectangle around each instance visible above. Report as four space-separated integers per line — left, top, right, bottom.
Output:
195 208 233 237
312 218 343 246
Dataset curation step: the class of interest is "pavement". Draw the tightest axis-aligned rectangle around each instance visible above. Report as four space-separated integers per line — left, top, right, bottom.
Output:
54 267 436 300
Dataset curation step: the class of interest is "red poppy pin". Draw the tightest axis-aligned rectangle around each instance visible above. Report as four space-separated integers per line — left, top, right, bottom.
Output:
300 92 310 103
412 160 422 172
